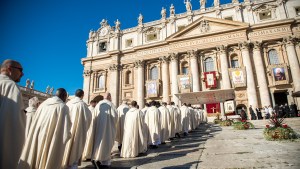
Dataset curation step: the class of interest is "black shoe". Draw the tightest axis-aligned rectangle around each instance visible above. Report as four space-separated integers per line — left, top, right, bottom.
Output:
161 142 166 144
184 132 188 136
96 161 102 169
175 133 181 138
118 145 122 152
169 138 174 140
92 160 99 169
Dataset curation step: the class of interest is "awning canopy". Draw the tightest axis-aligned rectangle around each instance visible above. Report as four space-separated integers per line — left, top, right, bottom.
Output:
175 89 235 104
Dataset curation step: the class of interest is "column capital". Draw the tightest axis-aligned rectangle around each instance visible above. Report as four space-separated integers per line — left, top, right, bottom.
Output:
239 41 250 50
134 60 145 68
252 41 262 51
187 50 198 59
216 45 227 54
109 64 120 71
283 36 296 46
169 52 179 61
159 56 170 63
83 70 93 77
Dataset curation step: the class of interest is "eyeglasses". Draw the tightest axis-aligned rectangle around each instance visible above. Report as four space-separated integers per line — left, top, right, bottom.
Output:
10 66 23 72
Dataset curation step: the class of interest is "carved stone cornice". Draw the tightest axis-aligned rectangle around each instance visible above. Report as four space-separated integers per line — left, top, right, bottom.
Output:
283 36 296 46
238 41 250 50
169 53 179 61
134 60 145 68
276 0 286 6
235 5 241 12
252 41 262 51
109 64 120 71
159 56 169 63
216 45 227 54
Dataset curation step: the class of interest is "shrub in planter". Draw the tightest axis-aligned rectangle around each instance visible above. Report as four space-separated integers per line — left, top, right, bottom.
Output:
213 119 222 124
220 119 233 126
233 121 255 130
263 114 298 141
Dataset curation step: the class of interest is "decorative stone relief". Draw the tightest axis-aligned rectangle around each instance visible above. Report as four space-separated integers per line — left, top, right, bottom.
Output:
134 60 145 68
159 56 170 63
170 4 175 17
169 53 179 61
199 20 210 33
216 45 227 54
109 64 120 71
239 41 250 50
283 36 296 46
252 41 262 50
83 70 93 77
187 50 198 58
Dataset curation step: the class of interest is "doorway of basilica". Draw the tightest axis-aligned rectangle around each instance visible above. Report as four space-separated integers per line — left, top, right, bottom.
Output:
274 91 288 106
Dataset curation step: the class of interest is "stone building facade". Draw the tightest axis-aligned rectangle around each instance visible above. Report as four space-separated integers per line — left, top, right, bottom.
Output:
82 0 300 116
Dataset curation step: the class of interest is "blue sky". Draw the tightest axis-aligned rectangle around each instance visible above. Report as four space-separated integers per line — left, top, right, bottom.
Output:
0 0 231 95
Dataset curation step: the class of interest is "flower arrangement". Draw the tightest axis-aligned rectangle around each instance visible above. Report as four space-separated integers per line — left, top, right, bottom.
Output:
263 114 298 141
220 119 233 126
213 112 222 124
233 120 255 130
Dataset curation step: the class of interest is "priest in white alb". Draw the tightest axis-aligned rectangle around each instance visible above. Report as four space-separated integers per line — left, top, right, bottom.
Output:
167 102 176 139
144 101 161 148
120 101 147 158
25 97 40 137
82 100 97 161
18 88 72 169
116 100 130 151
180 103 190 136
159 102 171 144
0 59 25 169
91 92 118 168
172 102 181 138
62 89 92 169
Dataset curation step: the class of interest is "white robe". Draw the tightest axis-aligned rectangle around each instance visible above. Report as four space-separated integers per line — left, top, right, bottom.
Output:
0 74 25 169
159 106 171 143
18 96 72 169
180 105 190 133
115 103 130 145
144 106 161 145
120 108 147 158
91 99 118 165
167 105 176 138
82 105 96 160
62 97 92 168
188 107 196 130
141 106 149 121
173 105 181 134
25 106 37 138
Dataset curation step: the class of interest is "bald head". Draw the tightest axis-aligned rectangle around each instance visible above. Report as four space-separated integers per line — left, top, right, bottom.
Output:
75 89 84 99
56 88 68 102
1 59 24 82
104 92 112 101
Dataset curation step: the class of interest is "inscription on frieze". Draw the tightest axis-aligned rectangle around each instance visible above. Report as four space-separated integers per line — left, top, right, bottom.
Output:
248 27 290 38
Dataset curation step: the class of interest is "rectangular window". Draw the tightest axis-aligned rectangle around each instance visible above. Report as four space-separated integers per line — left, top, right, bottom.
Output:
231 60 239 68
99 42 107 52
125 39 133 47
296 7 300 16
224 16 233 21
178 25 185 32
146 33 158 41
259 11 272 20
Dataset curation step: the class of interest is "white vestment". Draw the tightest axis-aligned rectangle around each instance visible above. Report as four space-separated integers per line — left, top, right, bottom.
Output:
91 99 118 165
202 109 208 122
18 96 72 169
82 105 96 160
120 108 147 158
62 97 92 168
0 74 25 169
141 106 149 121
180 105 190 133
25 106 37 137
116 103 130 145
188 107 196 130
144 106 161 145
159 106 171 143
173 105 181 134
167 105 176 138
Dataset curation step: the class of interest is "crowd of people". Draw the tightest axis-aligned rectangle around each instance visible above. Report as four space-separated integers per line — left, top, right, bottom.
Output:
0 59 208 169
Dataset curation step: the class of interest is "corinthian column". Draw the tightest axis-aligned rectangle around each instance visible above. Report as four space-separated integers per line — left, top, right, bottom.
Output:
109 64 120 106
217 45 231 89
160 56 170 103
170 53 179 106
252 41 271 107
240 42 258 109
188 50 201 92
134 60 145 108
284 36 300 92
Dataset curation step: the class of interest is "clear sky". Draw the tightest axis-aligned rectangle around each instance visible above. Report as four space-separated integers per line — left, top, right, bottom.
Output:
0 0 231 95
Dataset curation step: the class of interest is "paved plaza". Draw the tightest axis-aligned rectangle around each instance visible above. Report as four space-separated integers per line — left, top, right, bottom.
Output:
80 118 300 169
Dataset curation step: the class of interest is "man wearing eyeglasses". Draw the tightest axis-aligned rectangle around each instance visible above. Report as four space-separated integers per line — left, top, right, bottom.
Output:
0 59 25 169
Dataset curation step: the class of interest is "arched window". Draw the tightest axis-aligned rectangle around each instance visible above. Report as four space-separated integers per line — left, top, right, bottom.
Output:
150 66 158 80
182 62 189 75
231 55 239 68
98 75 105 89
268 49 280 65
125 70 132 84
204 57 214 72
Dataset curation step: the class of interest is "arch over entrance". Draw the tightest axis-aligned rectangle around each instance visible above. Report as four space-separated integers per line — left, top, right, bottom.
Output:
236 104 247 115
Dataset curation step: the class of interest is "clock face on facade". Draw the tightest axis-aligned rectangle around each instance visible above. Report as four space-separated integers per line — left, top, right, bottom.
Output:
100 27 108 36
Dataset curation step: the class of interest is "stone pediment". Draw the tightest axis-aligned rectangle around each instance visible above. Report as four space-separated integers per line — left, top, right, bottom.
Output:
166 16 249 41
